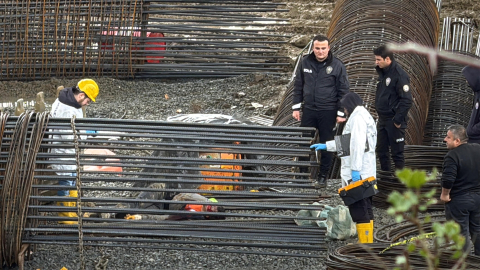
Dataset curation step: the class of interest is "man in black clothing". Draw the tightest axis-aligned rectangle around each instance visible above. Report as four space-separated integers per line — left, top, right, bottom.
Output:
373 45 412 172
462 66 480 144
441 124 480 255
292 35 350 186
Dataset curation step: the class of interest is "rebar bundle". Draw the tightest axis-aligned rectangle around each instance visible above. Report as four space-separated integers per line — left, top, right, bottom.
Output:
374 214 445 243
422 57 476 146
326 243 480 270
440 18 476 52
423 18 479 146
0 112 329 267
0 0 289 80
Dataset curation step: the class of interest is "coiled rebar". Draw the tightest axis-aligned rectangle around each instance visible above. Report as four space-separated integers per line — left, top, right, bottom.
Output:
327 0 440 145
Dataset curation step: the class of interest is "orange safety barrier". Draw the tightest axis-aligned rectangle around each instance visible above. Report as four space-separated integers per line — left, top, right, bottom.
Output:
199 151 242 191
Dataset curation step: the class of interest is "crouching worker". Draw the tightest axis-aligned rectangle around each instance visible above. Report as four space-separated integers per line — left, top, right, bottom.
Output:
311 92 377 243
114 183 225 221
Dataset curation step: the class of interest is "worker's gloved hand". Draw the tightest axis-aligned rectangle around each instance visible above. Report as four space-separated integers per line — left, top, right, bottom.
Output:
85 130 98 134
351 170 361 182
310 143 327 151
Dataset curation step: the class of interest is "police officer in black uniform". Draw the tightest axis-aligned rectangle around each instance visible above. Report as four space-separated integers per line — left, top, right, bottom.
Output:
462 66 480 144
373 45 412 172
292 35 350 186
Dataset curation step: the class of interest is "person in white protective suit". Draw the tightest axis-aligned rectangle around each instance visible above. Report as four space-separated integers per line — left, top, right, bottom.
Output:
311 92 377 243
50 79 99 224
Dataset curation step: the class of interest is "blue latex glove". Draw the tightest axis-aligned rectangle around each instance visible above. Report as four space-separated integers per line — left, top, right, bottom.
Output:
310 143 327 151
86 130 98 134
351 170 361 182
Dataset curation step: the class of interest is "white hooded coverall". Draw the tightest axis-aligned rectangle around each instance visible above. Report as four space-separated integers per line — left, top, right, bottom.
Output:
325 106 377 187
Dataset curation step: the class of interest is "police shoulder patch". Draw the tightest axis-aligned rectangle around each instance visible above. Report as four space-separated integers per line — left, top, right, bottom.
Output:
403 85 409 92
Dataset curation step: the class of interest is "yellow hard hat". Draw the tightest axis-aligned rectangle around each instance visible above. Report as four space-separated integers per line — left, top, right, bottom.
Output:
77 79 99 102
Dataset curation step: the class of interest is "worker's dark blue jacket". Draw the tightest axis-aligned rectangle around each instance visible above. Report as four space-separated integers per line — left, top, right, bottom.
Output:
374 60 412 125
293 51 349 112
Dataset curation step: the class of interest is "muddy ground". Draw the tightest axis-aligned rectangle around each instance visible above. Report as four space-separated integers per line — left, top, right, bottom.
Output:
1 0 480 269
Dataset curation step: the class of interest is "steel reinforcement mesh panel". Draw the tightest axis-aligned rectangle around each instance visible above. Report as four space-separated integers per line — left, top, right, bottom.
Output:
0 0 289 80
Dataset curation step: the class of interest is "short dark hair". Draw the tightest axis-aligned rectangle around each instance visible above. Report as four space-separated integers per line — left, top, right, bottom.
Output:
447 124 468 142
373 45 395 61
312 35 329 44
72 86 81 95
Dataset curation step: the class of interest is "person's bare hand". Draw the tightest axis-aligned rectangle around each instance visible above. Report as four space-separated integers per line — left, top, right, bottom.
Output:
292 111 301 121
394 122 401 128
336 116 346 123
440 193 451 203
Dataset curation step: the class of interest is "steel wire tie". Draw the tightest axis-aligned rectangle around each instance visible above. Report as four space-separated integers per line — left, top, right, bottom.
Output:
71 115 85 270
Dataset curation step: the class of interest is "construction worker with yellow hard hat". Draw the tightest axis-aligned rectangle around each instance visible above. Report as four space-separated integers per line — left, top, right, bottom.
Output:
49 78 99 224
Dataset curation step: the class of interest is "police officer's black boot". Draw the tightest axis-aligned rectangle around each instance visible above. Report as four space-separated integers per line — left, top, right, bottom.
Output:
316 173 327 188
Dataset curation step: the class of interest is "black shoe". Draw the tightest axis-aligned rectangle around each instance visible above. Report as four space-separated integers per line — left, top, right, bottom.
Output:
315 175 327 188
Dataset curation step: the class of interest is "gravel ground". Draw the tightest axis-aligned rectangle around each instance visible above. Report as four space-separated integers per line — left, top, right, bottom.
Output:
1 74 288 121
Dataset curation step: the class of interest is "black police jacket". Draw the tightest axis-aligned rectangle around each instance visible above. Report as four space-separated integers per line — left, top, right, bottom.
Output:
374 60 412 125
463 66 480 143
292 51 349 112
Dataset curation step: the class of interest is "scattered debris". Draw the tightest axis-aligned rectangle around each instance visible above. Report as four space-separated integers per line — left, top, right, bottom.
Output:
251 102 264 108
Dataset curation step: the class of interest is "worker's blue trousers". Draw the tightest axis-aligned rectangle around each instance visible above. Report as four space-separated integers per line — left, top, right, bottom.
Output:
57 173 76 196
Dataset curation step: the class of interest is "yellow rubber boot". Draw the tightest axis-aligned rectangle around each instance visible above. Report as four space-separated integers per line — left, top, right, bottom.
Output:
368 220 373 243
369 220 374 243
57 190 78 225
356 223 372 244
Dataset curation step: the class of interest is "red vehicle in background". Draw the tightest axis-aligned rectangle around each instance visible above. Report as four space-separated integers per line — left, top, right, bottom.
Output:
100 29 165 63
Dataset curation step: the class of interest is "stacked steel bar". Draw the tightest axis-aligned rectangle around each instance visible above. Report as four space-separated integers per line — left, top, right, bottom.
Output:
434 0 442 12
327 0 439 145
0 0 289 80
326 243 480 269
477 34 480 56
0 113 327 267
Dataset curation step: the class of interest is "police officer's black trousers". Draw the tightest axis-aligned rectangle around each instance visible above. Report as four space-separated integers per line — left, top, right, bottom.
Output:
301 108 337 176
376 120 405 172
348 196 374 223
445 192 480 255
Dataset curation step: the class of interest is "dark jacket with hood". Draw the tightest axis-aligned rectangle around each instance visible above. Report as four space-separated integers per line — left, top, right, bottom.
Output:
292 51 350 113
463 66 480 143
375 60 412 125
57 87 82 109
341 92 363 116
